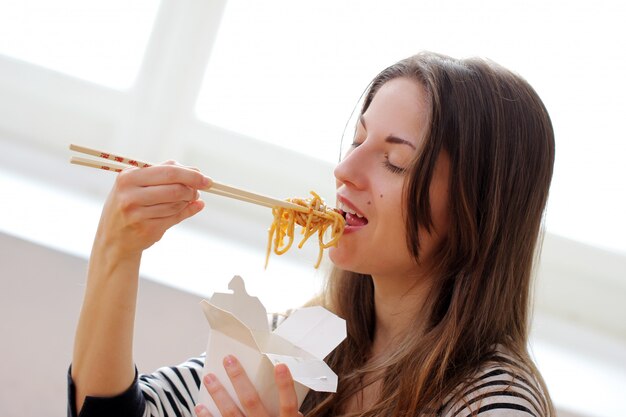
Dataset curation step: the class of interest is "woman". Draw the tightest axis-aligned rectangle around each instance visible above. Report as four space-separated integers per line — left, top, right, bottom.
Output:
69 51 555 416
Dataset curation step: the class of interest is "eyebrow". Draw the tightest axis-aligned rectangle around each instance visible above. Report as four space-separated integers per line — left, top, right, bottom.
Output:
359 115 417 150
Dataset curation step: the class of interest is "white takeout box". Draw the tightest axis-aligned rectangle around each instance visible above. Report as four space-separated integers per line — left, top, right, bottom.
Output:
198 276 347 416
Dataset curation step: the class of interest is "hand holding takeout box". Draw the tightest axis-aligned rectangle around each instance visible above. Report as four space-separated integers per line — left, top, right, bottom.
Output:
198 276 347 417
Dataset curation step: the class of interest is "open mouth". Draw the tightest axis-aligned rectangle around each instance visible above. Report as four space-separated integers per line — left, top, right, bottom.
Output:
337 202 369 227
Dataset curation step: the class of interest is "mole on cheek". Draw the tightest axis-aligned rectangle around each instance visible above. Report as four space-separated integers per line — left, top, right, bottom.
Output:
380 194 383 198
367 201 371 205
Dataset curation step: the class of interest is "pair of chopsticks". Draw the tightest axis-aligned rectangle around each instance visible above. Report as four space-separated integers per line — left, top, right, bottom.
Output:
69 144 317 213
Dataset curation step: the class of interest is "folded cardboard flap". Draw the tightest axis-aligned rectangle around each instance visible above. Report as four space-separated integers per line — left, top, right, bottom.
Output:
198 276 346 416
207 275 269 332
274 306 347 360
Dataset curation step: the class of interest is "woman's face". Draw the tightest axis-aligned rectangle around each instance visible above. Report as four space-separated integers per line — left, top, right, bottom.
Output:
330 77 450 280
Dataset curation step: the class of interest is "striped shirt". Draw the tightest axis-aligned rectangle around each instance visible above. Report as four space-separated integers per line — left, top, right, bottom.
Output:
438 351 548 417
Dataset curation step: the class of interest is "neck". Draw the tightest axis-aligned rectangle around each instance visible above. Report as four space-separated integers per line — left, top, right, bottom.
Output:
370 271 432 357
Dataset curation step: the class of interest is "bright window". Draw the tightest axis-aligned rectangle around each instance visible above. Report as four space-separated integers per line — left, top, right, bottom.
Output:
0 0 160 89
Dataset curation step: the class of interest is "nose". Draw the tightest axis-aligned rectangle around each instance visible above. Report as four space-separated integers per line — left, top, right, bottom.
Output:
334 145 367 190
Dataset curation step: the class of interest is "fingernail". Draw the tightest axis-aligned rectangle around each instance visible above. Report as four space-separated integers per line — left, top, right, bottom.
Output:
224 355 236 368
275 363 289 376
204 373 217 386
195 404 210 417
202 176 211 187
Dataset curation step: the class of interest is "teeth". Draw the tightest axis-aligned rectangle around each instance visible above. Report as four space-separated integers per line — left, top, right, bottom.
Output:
339 201 363 218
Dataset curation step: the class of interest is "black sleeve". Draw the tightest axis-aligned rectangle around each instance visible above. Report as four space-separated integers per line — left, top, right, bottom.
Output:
67 366 146 417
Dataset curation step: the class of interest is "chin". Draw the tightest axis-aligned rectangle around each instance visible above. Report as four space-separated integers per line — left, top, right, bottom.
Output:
328 247 369 275
328 246 341 265
328 247 352 270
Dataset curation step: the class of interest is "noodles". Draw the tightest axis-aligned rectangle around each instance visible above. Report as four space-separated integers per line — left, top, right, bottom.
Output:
265 191 345 268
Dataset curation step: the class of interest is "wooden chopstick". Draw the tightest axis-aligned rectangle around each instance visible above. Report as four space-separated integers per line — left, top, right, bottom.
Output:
69 144 328 215
70 155 127 172
69 144 152 168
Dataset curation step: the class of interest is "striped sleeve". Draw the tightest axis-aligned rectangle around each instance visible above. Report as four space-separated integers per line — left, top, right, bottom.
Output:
137 355 205 417
440 355 548 417
67 356 205 417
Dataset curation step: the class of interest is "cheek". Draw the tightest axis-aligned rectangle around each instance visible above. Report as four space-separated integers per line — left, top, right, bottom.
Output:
382 196 411 245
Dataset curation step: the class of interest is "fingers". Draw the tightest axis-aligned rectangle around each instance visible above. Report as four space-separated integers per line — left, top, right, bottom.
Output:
135 201 194 220
114 163 206 222
198 356 301 417
127 161 211 189
274 364 300 417
133 184 199 207
145 199 205 226
201 372 245 417
223 355 269 417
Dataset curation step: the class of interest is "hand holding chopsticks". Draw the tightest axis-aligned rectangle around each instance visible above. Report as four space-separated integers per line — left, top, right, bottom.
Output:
69 144 333 217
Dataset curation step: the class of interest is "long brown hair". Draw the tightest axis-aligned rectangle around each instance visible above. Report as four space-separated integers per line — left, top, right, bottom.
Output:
301 52 555 416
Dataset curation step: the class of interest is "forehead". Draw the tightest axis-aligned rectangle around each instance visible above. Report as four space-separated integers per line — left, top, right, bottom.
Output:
363 77 430 145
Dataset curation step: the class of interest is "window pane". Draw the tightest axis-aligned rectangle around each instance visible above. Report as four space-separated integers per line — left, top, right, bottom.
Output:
196 0 626 254
0 0 160 89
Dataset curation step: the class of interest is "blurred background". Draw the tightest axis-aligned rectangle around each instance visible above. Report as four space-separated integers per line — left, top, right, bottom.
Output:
0 1 624 416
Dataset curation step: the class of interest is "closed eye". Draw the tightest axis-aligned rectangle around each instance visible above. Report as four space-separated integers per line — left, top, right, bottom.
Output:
382 158 406 174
